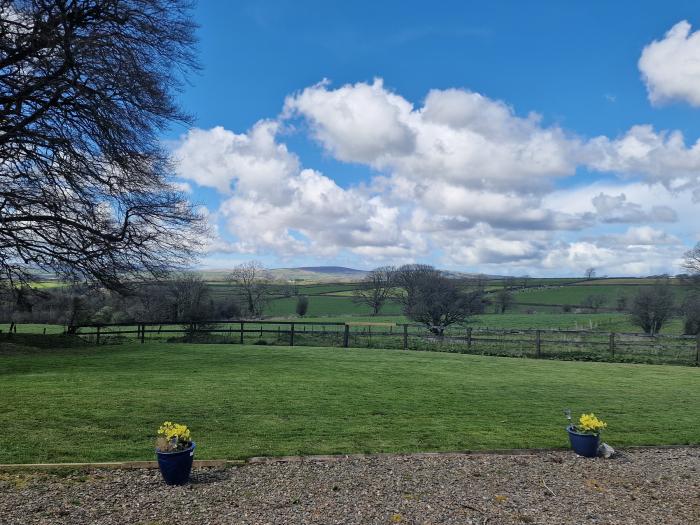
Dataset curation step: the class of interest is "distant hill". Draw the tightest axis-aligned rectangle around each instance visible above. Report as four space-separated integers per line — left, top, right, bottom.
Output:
294 266 366 275
270 266 367 282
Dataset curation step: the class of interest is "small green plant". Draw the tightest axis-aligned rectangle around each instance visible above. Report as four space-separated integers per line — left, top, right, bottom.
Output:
155 421 192 452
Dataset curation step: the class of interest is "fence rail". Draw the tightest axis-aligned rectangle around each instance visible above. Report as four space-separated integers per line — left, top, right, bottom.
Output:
46 320 700 367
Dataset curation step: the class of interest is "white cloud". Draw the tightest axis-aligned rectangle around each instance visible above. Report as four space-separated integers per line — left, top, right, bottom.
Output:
174 79 700 276
283 78 415 164
286 80 700 194
174 121 299 196
171 181 193 193
285 80 579 193
639 20 700 107
175 123 425 260
585 125 700 190
591 192 677 223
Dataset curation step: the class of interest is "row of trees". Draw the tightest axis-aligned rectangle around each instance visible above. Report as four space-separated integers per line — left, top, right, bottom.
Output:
0 261 273 327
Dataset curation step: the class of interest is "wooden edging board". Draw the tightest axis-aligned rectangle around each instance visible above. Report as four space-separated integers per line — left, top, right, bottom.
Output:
0 444 697 471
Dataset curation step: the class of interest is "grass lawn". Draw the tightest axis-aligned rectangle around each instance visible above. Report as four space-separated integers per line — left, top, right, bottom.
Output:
1 343 699 464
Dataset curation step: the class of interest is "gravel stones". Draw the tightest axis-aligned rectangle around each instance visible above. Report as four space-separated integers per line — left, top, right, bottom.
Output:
1 448 698 524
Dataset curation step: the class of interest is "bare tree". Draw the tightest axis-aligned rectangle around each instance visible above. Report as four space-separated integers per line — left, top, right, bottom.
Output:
684 244 700 289
353 266 396 315
295 295 309 317
629 284 675 335
227 261 272 318
493 287 514 314
396 266 485 335
0 0 203 291
584 268 597 280
684 243 700 273
682 293 700 335
393 264 442 313
167 273 213 332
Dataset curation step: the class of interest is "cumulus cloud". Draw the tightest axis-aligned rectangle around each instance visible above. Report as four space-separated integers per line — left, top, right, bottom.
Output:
585 125 700 190
540 233 684 277
174 78 699 275
283 78 416 163
287 79 700 195
285 80 579 193
591 192 677 223
175 123 424 259
174 121 299 196
639 20 700 107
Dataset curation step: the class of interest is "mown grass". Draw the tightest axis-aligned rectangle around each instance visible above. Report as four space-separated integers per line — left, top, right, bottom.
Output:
1 343 699 464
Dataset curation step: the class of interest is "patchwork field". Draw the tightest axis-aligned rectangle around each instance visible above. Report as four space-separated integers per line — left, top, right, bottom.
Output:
1 342 699 464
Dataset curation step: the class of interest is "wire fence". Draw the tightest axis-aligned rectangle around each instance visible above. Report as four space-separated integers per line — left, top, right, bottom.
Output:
60 320 700 367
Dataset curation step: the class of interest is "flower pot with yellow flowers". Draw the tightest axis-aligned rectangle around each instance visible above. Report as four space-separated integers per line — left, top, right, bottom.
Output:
155 421 195 485
565 411 607 458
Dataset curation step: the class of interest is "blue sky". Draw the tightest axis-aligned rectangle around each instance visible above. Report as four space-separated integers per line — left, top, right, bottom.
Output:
170 1 700 276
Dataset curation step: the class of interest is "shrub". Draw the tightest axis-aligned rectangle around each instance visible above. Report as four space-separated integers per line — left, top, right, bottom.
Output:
296 296 309 317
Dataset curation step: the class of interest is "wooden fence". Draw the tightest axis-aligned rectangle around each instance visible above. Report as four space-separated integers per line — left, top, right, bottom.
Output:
66 320 700 367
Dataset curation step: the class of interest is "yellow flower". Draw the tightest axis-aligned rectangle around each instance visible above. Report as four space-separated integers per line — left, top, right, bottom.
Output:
157 421 191 443
577 413 607 433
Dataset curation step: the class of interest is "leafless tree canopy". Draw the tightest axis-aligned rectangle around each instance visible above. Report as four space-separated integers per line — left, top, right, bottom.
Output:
629 283 675 335
684 243 700 276
393 264 441 313
0 0 203 291
353 266 396 315
395 264 484 335
295 295 308 317
227 261 272 318
167 272 213 329
493 287 513 314
584 267 596 279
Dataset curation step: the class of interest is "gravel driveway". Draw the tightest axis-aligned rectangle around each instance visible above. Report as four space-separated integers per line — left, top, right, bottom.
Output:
1 448 698 524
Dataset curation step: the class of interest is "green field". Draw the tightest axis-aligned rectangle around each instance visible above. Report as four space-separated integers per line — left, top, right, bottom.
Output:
267 295 403 317
0 323 66 334
1 342 699 464
512 284 689 308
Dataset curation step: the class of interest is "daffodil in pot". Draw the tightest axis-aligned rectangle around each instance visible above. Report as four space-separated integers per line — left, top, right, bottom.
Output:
155 421 195 485
565 410 607 458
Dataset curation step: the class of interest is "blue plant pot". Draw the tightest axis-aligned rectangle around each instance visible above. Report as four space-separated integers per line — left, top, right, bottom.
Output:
156 442 195 485
567 426 599 457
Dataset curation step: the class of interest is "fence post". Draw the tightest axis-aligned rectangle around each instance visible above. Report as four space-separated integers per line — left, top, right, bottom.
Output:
344 324 349 348
403 324 408 350
609 332 615 358
467 327 472 351
240 322 244 344
535 330 541 358
696 333 700 365
290 323 295 346
96 325 101 345
140 323 145 344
